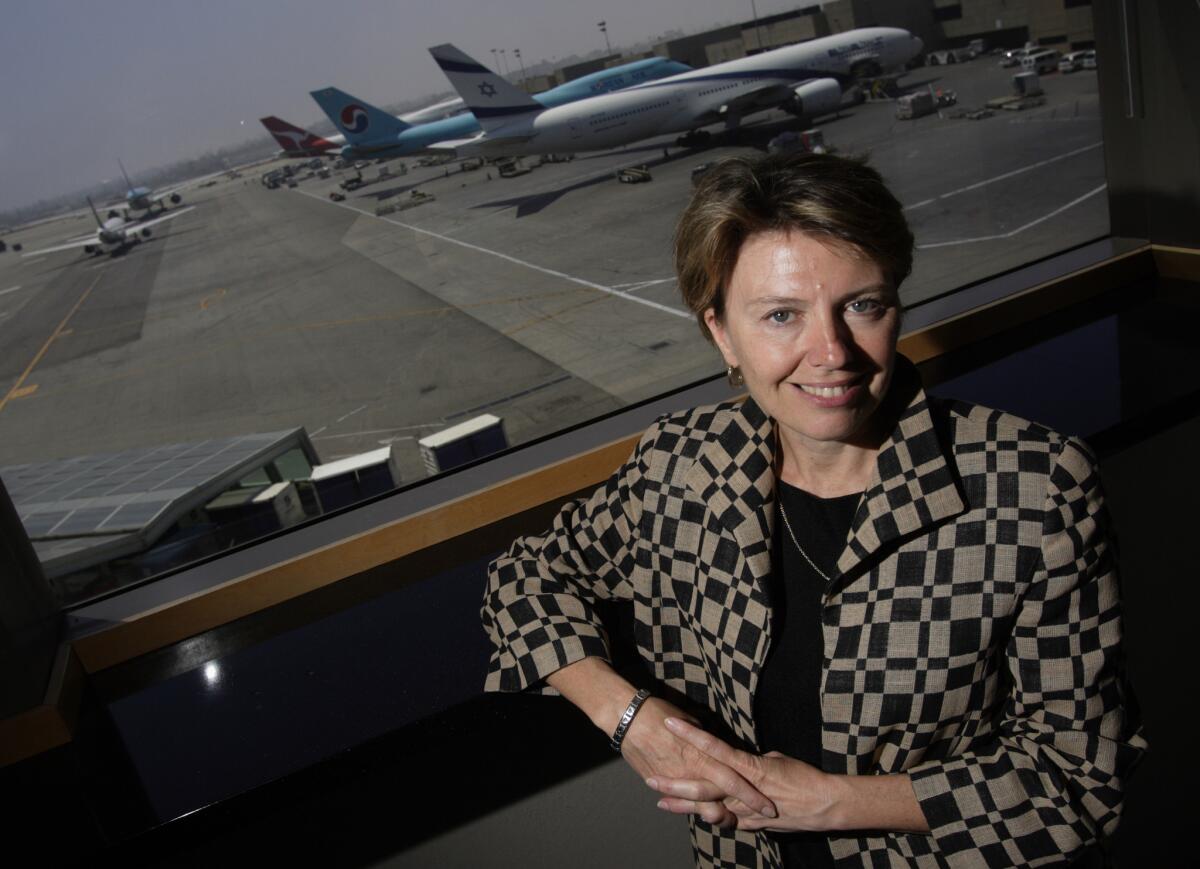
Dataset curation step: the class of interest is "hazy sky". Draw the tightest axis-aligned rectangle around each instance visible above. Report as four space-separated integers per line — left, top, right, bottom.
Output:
0 0 806 211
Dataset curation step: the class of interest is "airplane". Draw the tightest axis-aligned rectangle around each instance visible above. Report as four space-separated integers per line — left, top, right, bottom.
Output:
398 95 468 124
260 116 346 158
103 159 186 218
259 94 470 159
22 196 195 258
426 28 924 158
309 55 692 161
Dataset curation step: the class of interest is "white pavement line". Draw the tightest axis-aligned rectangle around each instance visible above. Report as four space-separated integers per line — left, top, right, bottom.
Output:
619 277 678 294
312 423 444 441
0 285 22 296
903 141 1103 211
917 184 1107 250
334 404 367 424
297 189 691 319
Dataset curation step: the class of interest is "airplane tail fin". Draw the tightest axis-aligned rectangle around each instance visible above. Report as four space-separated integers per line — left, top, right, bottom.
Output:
259 116 337 155
117 158 135 190
86 196 104 228
428 44 542 133
308 88 410 145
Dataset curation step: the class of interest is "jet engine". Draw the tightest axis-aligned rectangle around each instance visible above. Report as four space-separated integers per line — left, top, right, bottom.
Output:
786 78 843 119
141 228 152 238
84 245 97 254
170 193 182 204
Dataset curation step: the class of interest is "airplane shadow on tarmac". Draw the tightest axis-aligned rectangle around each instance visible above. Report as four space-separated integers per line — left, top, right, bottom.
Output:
471 112 858 218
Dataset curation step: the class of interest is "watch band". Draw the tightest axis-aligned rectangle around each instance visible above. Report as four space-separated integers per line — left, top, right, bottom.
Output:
610 688 652 752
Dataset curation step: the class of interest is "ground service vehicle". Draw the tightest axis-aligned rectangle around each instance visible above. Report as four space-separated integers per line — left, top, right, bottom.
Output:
1022 49 1062 74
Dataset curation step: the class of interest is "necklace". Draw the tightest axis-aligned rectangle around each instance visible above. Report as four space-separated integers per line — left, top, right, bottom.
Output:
778 501 833 584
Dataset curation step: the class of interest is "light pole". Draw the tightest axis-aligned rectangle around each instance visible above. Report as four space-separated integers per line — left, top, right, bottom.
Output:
490 48 499 72
514 48 528 91
749 0 766 53
500 48 510 77
598 20 612 57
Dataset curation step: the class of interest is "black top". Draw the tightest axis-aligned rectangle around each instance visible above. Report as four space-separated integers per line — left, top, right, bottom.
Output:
753 481 859 869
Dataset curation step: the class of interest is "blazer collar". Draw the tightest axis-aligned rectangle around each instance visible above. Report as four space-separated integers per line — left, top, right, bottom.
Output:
684 357 966 581
837 358 966 578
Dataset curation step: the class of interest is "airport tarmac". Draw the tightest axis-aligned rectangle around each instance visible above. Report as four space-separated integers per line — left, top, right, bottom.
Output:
0 56 1106 486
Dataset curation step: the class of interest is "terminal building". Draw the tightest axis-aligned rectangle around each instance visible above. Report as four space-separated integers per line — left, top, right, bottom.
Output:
0 1 1189 866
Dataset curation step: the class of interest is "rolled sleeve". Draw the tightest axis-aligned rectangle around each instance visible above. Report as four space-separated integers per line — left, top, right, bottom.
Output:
908 438 1147 867
481 421 657 695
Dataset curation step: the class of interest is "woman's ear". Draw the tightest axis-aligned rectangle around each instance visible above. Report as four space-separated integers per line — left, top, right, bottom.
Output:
704 307 738 368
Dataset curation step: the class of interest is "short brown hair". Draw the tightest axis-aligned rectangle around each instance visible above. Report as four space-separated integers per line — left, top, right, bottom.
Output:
674 152 913 340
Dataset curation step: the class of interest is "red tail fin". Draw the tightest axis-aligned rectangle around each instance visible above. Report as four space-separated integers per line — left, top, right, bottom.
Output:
259 116 338 155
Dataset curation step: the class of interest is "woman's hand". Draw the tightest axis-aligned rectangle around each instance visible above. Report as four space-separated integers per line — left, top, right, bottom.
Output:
621 698 778 828
648 716 836 832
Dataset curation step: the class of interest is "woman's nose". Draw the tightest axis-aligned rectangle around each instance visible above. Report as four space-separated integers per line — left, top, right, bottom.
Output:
810 316 851 368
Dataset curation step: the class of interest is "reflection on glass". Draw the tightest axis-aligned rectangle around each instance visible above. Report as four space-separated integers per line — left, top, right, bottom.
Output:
0 2 1107 606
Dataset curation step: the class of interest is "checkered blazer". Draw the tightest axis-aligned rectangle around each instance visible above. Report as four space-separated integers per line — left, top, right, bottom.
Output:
483 361 1145 868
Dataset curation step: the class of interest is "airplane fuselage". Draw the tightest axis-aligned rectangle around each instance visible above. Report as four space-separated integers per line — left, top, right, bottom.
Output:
460 28 920 157
336 56 692 160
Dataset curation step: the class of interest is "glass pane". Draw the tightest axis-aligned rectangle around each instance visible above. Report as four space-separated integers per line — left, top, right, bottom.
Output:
0 1 1108 606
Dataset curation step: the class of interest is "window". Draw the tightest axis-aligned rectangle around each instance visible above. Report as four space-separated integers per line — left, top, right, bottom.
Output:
0 0 1110 607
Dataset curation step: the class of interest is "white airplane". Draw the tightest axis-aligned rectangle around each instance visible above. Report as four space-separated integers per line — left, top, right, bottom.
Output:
399 96 467 124
102 159 186 219
428 27 923 157
23 197 195 258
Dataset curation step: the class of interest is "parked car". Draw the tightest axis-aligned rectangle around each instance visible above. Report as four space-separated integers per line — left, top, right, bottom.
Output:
1081 50 1098 70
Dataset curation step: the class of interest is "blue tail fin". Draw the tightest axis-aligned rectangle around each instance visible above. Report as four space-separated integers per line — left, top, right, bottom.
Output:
309 87 411 145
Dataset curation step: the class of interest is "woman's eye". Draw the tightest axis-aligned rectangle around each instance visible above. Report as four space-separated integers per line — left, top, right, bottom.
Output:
767 310 793 324
847 299 882 315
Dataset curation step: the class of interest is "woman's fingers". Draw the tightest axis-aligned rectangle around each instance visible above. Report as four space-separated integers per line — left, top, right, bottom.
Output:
665 716 753 774
662 717 775 817
646 777 729 802
656 798 738 829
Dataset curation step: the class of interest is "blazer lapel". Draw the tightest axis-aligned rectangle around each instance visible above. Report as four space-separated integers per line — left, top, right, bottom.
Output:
684 397 776 589
836 361 966 582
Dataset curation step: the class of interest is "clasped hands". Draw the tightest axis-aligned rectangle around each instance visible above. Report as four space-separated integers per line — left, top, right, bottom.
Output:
621 698 835 832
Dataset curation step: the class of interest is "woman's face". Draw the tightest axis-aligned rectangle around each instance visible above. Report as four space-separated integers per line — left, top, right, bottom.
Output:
705 229 900 453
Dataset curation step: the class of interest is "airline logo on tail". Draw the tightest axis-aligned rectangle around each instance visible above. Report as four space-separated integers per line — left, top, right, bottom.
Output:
428 44 543 131
340 105 370 134
259 117 339 155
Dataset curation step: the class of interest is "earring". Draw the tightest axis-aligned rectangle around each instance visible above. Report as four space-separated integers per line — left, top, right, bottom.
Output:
726 366 744 388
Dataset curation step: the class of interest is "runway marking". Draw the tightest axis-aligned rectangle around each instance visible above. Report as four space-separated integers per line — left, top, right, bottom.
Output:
612 277 677 293
311 423 444 442
917 183 1108 249
0 273 100 415
904 142 1103 211
0 285 22 296
336 404 367 424
297 189 690 320
310 403 369 437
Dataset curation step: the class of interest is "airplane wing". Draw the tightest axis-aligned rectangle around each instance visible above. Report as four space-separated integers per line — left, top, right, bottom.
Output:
689 82 799 127
120 204 196 238
22 235 100 257
427 134 535 157
148 186 186 206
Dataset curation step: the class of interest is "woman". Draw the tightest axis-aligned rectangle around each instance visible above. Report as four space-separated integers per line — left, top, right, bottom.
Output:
481 153 1144 868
